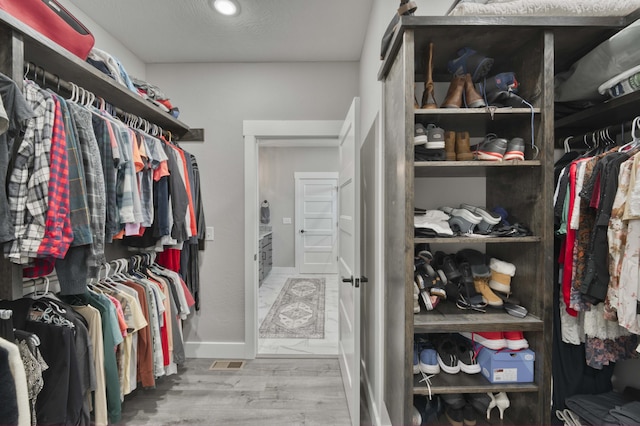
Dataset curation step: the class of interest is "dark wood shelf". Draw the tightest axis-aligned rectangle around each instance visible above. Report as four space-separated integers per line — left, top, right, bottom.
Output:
415 107 540 115
414 303 544 333
0 9 190 137
555 90 640 139
414 236 540 244
415 160 541 178
413 374 538 395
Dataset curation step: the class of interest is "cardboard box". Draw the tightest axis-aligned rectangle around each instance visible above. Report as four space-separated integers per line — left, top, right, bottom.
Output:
476 346 535 384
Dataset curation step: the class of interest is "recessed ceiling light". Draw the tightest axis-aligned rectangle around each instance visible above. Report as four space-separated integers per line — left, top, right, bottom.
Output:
211 0 239 16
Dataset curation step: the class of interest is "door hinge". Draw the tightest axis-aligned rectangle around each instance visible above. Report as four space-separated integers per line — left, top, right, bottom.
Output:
254 254 257 261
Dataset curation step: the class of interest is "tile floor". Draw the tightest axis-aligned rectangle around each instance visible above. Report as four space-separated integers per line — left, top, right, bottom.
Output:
258 267 339 356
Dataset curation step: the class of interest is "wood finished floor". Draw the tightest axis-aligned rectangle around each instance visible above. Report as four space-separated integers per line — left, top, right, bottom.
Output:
120 357 352 425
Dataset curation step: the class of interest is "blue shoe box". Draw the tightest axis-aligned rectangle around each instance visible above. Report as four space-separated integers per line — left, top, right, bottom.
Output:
475 345 535 384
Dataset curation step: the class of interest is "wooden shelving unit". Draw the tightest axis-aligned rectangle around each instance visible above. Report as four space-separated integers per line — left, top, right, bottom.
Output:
378 13 636 426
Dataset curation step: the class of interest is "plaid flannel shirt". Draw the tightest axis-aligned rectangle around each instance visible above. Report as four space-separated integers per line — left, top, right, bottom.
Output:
69 103 106 269
6 81 53 264
24 96 74 277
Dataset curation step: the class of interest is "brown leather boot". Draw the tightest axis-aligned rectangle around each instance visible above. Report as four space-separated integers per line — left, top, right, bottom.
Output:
464 73 485 108
421 42 437 109
444 131 456 161
456 131 474 161
442 75 464 108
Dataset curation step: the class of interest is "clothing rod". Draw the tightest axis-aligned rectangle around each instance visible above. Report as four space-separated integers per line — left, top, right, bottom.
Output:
564 120 633 149
23 63 171 139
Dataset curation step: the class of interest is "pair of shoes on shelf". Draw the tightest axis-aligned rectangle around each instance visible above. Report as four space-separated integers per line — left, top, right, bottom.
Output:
414 123 445 149
458 330 529 351
436 334 481 375
442 73 486 108
443 131 474 161
474 134 525 161
440 205 501 235
487 392 510 420
443 393 489 426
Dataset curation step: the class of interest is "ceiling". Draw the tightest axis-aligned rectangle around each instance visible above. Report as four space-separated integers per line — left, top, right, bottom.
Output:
67 0 374 64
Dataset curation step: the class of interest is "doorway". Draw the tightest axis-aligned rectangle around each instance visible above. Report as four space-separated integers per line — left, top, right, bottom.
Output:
295 172 338 274
243 120 343 358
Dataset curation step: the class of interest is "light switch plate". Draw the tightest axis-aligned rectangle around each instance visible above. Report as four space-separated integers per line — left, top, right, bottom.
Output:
282 217 292 224
205 226 214 241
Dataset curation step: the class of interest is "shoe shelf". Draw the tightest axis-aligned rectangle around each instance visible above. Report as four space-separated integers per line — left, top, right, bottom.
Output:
413 109 540 137
555 90 640 140
414 160 542 178
412 374 539 396
413 304 543 334
415 236 541 244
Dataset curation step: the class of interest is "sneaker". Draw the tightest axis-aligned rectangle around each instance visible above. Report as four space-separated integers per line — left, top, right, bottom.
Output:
504 330 529 350
423 264 447 299
414 210 454 237
413 282 421 314
455 337 481 374
437 337 461 374
445 406 465 426
474 136 507 161
503 137 525 161
459 204 501 234
419 346 441 374
459 331 507 350
426 125 446 149
476 72 518 97
414 346 421 374
434 251 462 284
441 392 466 410
447 47 494 82
456 248 491 278
439 206 482 235
463 403 477 426
466 393 491 418
421 395 444 424
414 123 428 145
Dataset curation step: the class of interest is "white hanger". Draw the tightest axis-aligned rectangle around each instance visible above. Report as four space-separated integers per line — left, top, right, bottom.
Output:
618 116 640 152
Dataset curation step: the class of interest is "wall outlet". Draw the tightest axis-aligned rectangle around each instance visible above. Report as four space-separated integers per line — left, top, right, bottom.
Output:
205 226 214 241
282 217 292 224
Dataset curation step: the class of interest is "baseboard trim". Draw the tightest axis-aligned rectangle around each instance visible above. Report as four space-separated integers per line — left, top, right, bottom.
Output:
362 363 382 426
184 341 251 359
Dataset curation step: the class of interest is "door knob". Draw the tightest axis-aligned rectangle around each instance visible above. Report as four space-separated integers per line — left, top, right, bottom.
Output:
300 229 305 234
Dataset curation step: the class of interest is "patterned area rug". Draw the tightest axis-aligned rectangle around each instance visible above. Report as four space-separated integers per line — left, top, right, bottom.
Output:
259 277 325 339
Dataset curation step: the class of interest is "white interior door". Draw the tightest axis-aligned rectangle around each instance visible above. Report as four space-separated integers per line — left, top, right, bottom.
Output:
295 173 338 274
338 98 360 426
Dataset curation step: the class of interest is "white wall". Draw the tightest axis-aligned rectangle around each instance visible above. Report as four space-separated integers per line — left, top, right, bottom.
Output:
357 1 454 424
259 146 339 268
145 62 358 346
57 0 146 79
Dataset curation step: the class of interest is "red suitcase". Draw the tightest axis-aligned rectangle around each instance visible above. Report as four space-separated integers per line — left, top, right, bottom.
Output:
0 0 95 60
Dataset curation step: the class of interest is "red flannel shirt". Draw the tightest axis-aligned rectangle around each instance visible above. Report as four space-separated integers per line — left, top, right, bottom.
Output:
23 97 73 278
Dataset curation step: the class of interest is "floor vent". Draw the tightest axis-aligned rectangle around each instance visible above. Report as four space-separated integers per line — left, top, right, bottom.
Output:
209 360 245 371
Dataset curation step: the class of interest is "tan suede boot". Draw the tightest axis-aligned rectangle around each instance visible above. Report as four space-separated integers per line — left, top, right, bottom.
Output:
441 75 465 108
444 131 456 161
456 131 474 161
464 73 485 108
474 275 503 307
